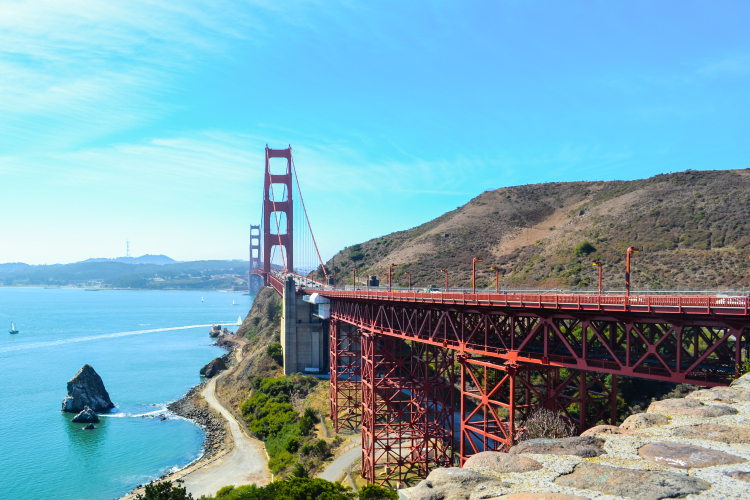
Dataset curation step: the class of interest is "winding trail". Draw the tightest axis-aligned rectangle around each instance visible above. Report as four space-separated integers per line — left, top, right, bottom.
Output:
179 345 270 498
318 437 361 484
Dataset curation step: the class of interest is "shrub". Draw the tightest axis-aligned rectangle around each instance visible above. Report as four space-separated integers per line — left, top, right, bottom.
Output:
291 463 309 478
574 241 596 257
359 484 398 500
266 342 283 366
136 480 192 500
520 408 575 440
216 485 235 498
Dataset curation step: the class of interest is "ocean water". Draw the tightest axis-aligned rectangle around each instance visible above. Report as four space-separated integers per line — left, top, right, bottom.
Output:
0 287 254 500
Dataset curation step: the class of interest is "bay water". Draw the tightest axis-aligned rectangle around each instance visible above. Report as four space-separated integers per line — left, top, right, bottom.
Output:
0 287 254 500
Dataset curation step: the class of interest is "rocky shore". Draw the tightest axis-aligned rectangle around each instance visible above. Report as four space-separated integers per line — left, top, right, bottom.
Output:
167 383 228 460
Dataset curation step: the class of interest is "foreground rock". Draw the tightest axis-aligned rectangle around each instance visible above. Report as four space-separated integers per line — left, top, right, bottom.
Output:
647 398 738 417
463 452 542 473
555 462 711 500
620 413 669 430
638 441 745 468
83 423 96 430
509 436 605 458
71 406 99 423
672 423 750 443
61 364 115 413
200 357 228 378
410 467 502 500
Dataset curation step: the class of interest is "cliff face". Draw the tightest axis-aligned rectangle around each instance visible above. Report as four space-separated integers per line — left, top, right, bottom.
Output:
61 364 115 413
323 169 750 291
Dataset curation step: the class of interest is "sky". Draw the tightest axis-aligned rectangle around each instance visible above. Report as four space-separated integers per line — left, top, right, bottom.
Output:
1 1 749 265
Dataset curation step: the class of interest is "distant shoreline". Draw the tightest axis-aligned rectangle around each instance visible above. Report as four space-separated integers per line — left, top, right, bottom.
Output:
0 285 248 292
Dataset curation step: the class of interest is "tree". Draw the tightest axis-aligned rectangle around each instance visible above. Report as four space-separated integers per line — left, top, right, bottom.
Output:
267 342 283 366
291 463 309 478
136 480 193 500
359 484 398 500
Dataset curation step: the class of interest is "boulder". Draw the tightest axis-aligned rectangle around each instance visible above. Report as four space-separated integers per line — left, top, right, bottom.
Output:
672 423 750 444
620 413 670 430
61 365 115 413
83 423 96 430
647 398 738 417
509 436 605 458
581 425 636 436
687 386 750 403
200 357 228 378
639 441 746 469
463 451 542 473
555 462 710 500
730 373 750 388
726 471 750 483
71 406 100 423
410 467 503 500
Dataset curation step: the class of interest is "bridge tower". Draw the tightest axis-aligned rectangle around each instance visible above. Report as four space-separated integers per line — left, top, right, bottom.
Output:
263 146 293 283
248 224 262 294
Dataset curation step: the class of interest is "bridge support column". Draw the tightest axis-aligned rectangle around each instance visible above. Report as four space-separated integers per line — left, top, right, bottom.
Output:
330 320 362 432
361 332 455 487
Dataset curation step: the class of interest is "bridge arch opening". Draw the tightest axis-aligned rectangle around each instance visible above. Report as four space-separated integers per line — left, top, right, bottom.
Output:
268 157 290 176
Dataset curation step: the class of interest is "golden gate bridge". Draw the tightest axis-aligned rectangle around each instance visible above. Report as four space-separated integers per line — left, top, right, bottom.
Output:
249 145 750 486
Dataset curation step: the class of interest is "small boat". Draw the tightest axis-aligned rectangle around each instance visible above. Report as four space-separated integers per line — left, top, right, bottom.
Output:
201 297 204 302
232 300 238 306
237 316 242 326
9 322 19 334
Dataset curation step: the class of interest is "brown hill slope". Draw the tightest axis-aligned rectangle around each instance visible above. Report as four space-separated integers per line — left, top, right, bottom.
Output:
322 169 750 292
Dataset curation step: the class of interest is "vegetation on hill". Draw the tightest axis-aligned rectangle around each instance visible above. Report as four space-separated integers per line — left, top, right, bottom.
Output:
318 169 750 292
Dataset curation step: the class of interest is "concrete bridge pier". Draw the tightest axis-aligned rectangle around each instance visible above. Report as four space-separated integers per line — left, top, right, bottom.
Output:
281 276 329 375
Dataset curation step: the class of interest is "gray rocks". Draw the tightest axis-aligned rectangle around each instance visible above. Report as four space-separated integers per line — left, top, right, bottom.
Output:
509 436 605 458
200 357 228 378
620 413 670 430
61 365 115 413
555 462 711 499
687 386 750 403
410 467 502 500
209 325 222 338
580 424 635 436
463 451 542 473
726 471 750 483
639 441 746 469
71 406 99 423
167 384 227 460
730 373 750 387
83 423 96 430
672 423 750 444
647 397 738 417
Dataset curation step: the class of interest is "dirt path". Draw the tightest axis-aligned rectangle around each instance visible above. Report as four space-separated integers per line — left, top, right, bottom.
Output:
178 341 270 498
318 437 361 483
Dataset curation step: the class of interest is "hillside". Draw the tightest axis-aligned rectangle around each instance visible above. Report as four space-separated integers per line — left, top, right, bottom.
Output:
321 169 750 292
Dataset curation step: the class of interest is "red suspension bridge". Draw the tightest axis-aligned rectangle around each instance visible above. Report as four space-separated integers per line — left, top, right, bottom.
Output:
250 146 750 486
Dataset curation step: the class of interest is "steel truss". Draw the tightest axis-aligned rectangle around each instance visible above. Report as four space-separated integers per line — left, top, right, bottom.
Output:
329 299 749 385
361 331 455 486
330 319 362 431
459 356 617 463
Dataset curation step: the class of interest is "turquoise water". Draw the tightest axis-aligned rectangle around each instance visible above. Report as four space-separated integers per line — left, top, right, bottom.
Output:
0 288 253 500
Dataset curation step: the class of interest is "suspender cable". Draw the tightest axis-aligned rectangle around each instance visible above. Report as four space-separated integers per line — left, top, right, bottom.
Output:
290 149 328 280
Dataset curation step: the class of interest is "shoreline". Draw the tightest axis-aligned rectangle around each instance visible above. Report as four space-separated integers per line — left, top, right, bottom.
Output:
117 334 245 500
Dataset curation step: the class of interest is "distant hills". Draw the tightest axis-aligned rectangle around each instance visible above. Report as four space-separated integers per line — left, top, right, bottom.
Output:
322 169 750 292
80 254 177 265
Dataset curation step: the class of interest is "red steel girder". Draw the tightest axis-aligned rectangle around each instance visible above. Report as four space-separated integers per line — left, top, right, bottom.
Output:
361 331 455 486
328 298 749 386
330 320 362 432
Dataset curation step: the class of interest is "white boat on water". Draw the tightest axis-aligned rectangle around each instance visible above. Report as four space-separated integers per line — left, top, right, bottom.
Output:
9 322 19 334
201 297 204 302
232 300 238 306
237 316 242 326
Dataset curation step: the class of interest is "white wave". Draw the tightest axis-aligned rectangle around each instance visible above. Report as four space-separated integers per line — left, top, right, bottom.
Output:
102 408 167 418
0 322 237 353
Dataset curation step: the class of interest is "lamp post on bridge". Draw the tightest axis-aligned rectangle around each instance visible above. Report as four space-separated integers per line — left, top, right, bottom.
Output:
388 264 397 292
440 269 448 292
592 260 602 295
490 267 499 293
404 272 411 291
472 257 483 294
626 247 640 296
333 271 339 290
353 267 360 291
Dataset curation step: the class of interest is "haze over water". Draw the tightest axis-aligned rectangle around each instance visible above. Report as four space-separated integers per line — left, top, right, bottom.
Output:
0 288 253 500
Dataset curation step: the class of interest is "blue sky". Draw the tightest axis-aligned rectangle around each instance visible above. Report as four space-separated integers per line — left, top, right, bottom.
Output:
1 1 748 265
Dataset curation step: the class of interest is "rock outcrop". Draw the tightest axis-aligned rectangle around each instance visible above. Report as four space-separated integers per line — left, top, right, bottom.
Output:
200 357 228 378
61 364 115 413
71 406 100 423
404 373 750 500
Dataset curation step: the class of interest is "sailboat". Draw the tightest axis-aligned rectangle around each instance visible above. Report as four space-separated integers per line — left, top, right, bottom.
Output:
201 297 204 302
232 300 238 306
237 316 242 326
9 322 19 334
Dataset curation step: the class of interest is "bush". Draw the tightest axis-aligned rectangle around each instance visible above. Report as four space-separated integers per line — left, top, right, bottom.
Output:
520 408 575 440
267 342 283 366
136 480 192 500
291 463 309 478
574 241 596 257
359 484 398 500
203 478 356 500
216 486 235 498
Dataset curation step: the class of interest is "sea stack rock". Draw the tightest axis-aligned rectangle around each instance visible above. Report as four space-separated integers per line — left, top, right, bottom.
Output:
200 357 228 378
61 364 115 413
72 406 100 423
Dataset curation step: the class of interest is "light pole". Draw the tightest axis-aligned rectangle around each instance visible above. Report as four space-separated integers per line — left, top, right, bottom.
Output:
592 261 602 295
625 247 640 296
404 272 411 291
440 269 448 292
333 271 339 290
490 267 499 293
353 267 360 291
472 257 483 294
389 264 397 292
